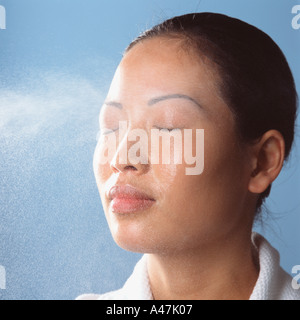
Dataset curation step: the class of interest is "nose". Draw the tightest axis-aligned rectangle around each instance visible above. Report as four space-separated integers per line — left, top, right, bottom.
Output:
110 163 140 174
110 128 150 175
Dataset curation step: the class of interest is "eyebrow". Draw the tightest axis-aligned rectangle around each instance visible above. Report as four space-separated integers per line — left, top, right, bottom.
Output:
103 101 123 109
104 94 203 110
148 94 202 109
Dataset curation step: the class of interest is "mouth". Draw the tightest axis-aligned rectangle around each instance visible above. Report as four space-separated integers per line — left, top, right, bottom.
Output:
107 184 156 214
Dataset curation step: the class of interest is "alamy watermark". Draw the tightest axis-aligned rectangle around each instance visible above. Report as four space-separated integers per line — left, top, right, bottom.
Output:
292 5 300 29
0 5 6 30
292 265 300 290
97 121 204 175
0 265 5 290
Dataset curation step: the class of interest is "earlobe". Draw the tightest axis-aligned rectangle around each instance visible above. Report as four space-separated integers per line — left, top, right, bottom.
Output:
248 130 285 194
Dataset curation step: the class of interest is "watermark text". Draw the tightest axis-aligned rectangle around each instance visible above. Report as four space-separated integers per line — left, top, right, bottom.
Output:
0 5 6 30
292 5 300 30
0 265 6 290
97 121 204 176
292 265 300 290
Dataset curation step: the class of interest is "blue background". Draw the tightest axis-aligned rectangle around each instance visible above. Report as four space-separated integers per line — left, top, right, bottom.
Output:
0 0 299 300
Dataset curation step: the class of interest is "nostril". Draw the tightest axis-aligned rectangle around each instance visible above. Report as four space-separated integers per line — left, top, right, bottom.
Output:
125 165 138 171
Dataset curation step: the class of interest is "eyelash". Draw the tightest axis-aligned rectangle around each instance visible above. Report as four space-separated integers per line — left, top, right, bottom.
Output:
96 128 118 140
102 128 119 134
98 126 181 139
153 126 181 132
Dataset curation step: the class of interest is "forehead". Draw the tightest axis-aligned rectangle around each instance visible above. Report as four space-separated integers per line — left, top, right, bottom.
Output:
107 37 220 101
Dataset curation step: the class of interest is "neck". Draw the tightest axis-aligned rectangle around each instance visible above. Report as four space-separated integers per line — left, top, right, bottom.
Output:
147 230 259 300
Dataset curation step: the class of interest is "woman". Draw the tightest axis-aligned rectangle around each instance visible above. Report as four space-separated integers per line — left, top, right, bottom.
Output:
78 12 300 300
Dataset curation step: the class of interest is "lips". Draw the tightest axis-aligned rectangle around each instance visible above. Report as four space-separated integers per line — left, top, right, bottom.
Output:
108 184 155 214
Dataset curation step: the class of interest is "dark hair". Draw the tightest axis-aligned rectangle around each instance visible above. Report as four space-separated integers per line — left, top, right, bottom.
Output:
125 12 298 214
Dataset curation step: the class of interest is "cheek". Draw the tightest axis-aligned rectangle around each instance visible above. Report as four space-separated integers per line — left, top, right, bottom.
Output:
153 127 246 221
149 129 205 208
151 163 183 199
204 128 244 180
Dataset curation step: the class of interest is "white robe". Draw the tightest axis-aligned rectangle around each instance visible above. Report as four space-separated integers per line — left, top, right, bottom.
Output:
77 233 300 300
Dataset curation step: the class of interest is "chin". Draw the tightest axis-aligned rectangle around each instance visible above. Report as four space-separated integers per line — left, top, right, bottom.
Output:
108 221 165 254
104 204 160 253
114 238 150 253
112 233 153 253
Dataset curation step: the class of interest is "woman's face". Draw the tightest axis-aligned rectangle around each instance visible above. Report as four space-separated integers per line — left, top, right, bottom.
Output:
93 37 253 254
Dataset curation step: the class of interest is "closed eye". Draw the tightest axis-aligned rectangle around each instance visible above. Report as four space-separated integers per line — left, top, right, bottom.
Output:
153 126 181 132
97 128 119 140
102 128 119 134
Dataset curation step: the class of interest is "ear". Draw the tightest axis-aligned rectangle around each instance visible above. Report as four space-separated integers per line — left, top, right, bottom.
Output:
248 130 285 194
